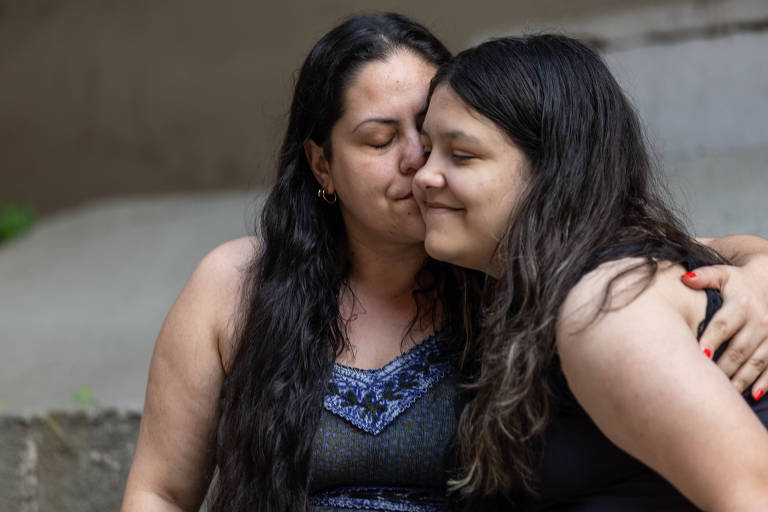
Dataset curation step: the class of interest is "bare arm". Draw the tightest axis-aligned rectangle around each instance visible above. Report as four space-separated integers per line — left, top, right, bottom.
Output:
557 261 768 511
699 234 768 265
121 238 256 512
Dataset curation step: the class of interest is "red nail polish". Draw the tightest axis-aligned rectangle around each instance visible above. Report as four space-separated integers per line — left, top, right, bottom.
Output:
755 389 765 401
703 348 712 358
683 272 697 279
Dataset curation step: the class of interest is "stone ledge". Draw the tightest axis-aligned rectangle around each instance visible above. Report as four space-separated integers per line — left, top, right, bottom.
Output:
0 410 140 512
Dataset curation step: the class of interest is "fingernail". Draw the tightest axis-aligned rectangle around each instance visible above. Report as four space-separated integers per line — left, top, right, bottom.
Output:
703 348 712 358
755 389 765 401
683 272 697 279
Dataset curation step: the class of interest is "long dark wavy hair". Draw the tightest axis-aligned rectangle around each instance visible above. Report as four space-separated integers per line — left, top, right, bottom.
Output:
207 13 475 512
431 35 727 497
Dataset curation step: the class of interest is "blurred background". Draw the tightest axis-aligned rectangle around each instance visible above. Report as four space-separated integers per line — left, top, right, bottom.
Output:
1 0 766 509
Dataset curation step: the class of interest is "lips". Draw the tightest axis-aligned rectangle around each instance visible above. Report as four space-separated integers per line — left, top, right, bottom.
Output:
425 201 461 211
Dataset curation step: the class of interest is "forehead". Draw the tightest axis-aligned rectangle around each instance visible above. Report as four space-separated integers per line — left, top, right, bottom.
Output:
423 85 506 141
340 51 437 124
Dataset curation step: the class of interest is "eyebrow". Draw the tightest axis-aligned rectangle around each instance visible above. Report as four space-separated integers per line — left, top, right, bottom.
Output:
352 118 397 132
422 128 483 146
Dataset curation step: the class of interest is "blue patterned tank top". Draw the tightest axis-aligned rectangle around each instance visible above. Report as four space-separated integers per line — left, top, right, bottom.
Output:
309 333 458 512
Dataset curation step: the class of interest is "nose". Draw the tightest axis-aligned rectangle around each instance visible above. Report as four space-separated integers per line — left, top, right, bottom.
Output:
413 153 445 194
400 131 427 175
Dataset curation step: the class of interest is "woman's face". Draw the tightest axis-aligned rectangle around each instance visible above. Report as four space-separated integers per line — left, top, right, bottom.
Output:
307 51 436 249
413 85 527 275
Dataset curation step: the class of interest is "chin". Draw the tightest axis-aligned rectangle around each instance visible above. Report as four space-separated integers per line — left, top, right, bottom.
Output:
424 236 458 265
425 237 489 272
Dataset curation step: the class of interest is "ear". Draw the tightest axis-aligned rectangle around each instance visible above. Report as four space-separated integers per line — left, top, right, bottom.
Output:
304 139 334 193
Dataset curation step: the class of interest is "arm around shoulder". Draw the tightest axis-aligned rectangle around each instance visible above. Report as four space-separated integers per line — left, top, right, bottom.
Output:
700 234 768 265
121 237 259 511
556 260 768 511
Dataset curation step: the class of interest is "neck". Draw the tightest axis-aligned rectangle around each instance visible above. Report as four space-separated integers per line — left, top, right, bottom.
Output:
346 235 429 299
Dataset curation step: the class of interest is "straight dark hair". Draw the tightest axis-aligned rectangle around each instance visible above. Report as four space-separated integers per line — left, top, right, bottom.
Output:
430 35 726 497
207 13 472 512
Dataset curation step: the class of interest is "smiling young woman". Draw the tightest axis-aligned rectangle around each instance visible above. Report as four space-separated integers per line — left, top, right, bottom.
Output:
413 34 768 510
416 85 527 276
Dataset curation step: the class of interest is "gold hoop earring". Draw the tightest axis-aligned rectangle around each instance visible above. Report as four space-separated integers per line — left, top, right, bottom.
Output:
317 188 337 205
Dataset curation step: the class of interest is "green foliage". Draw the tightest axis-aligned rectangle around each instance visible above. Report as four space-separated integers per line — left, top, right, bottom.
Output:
71 386 98 408
0 202 36 244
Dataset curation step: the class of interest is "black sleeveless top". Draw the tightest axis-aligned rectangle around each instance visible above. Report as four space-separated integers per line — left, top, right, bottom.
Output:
309 333 459 511
496 242 768 511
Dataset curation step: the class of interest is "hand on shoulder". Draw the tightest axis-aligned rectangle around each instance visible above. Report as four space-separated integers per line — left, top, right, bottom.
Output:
555 258 768 510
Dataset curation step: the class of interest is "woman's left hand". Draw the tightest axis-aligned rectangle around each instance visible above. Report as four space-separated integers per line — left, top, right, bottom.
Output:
682 254 768 401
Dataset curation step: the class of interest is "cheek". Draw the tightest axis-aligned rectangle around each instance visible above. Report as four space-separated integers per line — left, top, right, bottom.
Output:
487 194 516 236
332 160 374 200
337 153 395 193
475 175 521 236
411 183 427 215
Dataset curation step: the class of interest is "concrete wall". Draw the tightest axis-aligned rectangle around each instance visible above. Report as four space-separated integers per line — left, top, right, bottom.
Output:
0 190 256 414
0 411 139 512
492 0 768 161
495 0 768 237
3 0 765 214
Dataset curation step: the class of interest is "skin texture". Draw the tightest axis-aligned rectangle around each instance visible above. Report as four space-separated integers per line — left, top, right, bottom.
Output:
414 84 768 508
415 85 526 277
305 50 433 249
304 50 439 368
558 261 768 510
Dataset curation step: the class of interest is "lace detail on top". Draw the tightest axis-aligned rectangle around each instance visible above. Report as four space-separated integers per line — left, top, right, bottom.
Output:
311 486 451 511
325 335 453 435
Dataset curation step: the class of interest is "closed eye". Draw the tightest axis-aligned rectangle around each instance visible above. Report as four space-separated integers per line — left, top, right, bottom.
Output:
370 138 394 149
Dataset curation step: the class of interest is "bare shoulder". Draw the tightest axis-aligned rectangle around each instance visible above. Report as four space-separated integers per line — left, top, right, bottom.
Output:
185 237 259 313
196 236 260 283
122 236 261 509
550 257 768 510
554 256 711 463
177 236 261 368
557 257 648 339
557 257 707 350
